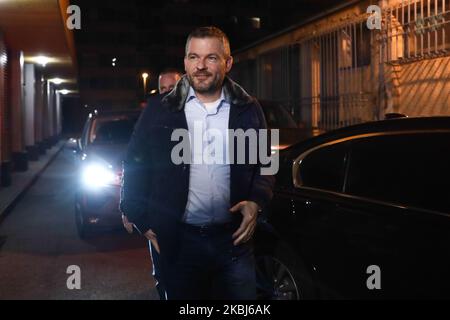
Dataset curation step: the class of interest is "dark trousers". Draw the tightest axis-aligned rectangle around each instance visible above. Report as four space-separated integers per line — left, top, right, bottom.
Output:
163 222 257 300
149 241 167 300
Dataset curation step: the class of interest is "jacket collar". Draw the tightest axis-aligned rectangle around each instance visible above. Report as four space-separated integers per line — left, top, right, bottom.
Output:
162 75 254 112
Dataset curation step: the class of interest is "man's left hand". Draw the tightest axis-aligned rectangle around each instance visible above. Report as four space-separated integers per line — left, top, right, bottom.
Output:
230 201 259 246
122 214 134 234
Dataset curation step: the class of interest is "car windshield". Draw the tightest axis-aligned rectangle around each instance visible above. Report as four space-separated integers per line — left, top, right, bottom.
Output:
89 115 139 144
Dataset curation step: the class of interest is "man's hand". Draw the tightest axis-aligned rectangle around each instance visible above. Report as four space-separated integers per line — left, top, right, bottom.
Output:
144 229 160 254
230 200 260 246
122 214 160 254
122 214 134 234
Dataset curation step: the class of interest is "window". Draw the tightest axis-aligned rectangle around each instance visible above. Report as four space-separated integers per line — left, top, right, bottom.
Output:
339 30 352 69
89 116 139 145
339 25 371 69
296 142 348 192
346 133 450 213
387 0 450 60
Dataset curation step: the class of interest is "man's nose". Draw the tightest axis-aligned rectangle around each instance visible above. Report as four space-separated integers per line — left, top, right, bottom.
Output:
196 58 207 70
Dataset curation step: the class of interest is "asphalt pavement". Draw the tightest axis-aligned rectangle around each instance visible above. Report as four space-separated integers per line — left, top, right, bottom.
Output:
0 148 159 300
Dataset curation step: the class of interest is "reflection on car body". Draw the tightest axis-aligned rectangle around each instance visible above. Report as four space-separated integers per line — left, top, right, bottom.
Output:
255 116 450 299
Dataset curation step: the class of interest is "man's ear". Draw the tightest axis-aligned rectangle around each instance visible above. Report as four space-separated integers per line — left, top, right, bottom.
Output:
225 56 233 73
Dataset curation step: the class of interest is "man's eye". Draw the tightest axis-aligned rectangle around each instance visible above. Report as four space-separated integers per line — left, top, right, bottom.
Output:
189 55 198 60
208 56 217 62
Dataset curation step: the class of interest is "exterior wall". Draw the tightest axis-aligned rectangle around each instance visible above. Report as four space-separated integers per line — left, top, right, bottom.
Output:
0 1 75 186
55 92 62 136
34 70 44 147
232 0 450 130
234 0 373 62
0 32 12 185
9 50 24 153
0 36 62 186
46 81 55 138
397 56 450 116
0 32 10 162
380 0 450 117
24 63 35 148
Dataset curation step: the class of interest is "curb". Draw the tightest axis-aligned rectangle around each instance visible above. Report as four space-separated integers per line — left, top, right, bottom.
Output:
0 141 66 223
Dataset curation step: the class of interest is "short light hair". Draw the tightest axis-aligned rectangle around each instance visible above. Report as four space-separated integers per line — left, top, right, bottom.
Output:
159 68 182 78
185 26 231 58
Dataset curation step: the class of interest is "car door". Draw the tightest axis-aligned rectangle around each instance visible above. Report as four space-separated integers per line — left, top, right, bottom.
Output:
286 140 362 299
288 136 412 299
271 129 450 299
343 131 450 298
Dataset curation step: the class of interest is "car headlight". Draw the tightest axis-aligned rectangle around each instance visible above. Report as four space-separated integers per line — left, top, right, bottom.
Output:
81 163 116 189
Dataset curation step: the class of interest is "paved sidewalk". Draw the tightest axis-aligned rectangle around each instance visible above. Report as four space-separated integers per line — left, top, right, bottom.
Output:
0 140 66 219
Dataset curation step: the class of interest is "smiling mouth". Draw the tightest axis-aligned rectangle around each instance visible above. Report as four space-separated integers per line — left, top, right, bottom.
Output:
195 74 211 79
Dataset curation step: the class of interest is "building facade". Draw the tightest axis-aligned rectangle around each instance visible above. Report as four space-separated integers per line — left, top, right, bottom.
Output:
231 0 450 131
0 0 78 188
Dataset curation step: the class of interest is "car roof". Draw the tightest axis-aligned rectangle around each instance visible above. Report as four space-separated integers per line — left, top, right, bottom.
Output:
285 116 450 153
326 116 450 135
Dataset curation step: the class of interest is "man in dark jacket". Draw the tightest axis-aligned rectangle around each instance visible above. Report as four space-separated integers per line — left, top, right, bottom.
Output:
150 68 182 300
120 26 275 300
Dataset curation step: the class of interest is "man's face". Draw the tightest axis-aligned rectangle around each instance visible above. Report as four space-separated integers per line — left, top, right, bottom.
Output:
184 37 233 95
158 72 181 94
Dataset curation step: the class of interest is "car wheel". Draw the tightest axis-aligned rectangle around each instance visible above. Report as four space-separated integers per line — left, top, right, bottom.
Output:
256 243 316 300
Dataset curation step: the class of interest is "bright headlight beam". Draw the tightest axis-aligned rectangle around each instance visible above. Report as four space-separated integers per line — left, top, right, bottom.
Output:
82 163 115 188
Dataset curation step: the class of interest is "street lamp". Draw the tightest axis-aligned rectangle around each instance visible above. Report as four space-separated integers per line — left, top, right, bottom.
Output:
49 78 64 85
141 72 149 96
35 55 50 67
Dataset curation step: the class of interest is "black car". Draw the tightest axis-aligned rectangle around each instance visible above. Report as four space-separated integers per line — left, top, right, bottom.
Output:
74 109 141 238
255 116 450 299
